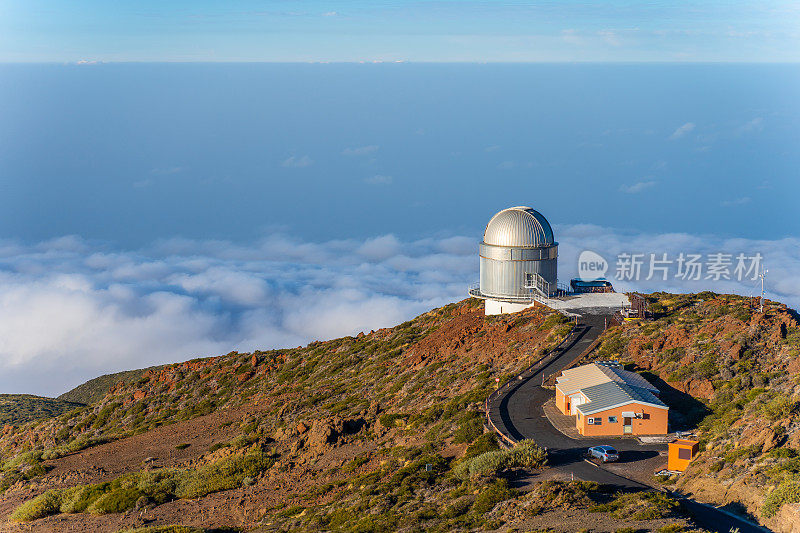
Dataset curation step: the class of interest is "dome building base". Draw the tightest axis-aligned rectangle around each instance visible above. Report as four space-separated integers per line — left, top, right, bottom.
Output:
471 290 632 316
484 298 538 316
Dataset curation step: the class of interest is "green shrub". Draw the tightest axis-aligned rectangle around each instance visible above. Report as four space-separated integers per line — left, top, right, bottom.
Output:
763 474 800 517
176 451 272 499
92 402 121 429
277 505 306 518
378 413 406 428
61 482 112 513
175 443 190 450
456 450 506 478
766 457 800 479
3 450 42 470
527 480 599 513
230 434 256 449
761 394 795 421
453 414 483 444
769 447 798 459
442 496 474 518
724 445 759 464
472 479 516 514
507 439 548 468
10 489 63 521
591 491 678 521
88 487 140 514
708 460 725 473
454 439 546 479
343 455 370 473
209 442 228 453
463 432 499 461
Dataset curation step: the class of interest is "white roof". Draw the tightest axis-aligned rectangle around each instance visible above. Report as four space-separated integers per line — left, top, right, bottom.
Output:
556 364 611 396
556 362 661 404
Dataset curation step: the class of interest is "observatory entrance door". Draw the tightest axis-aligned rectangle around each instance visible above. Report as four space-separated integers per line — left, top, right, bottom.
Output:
623 417 633 434
524 272 550 298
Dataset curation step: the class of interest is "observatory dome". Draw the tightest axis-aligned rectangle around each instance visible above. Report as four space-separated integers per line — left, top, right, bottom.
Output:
482 206 554 248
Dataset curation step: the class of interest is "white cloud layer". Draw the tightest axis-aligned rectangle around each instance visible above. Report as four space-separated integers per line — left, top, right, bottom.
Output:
0 228 798 396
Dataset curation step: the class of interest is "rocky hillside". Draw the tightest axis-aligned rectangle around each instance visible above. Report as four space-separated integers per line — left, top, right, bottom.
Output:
590 292 800 532
0 297 716 532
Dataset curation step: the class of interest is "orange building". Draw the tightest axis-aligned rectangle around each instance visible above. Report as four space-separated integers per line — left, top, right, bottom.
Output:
555 362 668 436
668 439 700 471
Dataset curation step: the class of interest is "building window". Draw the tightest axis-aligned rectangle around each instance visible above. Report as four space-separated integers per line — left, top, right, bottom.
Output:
577 412 581 420
608 416 618 423
594 417 601 425
587 417 594 425
678 447 692 460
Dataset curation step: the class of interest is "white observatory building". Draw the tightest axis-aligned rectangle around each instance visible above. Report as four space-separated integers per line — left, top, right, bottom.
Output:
469 206 559 315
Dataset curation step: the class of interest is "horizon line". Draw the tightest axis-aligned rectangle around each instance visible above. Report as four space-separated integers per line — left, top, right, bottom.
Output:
2 60 800 66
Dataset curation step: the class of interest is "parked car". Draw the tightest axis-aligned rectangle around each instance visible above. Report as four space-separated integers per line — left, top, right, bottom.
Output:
588 445 619 463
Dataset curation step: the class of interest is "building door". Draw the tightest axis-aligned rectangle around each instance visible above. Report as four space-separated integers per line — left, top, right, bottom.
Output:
569 394 584 415
623 417 632 434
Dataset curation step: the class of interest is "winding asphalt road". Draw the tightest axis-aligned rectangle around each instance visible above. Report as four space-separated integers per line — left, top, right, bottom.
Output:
488 313 770 533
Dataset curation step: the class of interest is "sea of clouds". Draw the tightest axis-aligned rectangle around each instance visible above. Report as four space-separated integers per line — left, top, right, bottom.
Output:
1 227 798 396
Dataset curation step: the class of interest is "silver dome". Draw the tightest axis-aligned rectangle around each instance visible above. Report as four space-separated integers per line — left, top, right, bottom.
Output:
482 206 554 248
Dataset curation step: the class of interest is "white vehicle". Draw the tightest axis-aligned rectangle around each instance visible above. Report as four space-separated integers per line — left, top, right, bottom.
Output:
588 445 619 463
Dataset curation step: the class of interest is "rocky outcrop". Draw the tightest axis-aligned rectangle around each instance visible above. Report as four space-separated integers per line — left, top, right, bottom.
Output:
276 416 368 454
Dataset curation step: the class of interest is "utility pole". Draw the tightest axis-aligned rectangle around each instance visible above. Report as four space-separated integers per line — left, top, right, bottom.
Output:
759 267 768 313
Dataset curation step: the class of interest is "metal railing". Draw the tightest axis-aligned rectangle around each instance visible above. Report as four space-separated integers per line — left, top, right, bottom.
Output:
469 279 576 302
468 282 546 304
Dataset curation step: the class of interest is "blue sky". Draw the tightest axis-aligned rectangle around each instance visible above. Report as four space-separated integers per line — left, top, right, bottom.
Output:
1 1 799 62
2 63 798 245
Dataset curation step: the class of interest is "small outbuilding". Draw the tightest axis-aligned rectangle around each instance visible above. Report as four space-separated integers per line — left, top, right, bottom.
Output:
570 278 613 293
668 439 700 471
555 361 668 436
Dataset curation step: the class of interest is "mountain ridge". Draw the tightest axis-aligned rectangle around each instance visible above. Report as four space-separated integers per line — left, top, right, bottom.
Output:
57 367 164 406
0 293 797 532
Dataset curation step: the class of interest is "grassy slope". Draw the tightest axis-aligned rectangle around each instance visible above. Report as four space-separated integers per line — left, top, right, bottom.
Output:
0 298 701 532
0 300 569 461
0 395 83 427
57 367 161 405
588 291 800 531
